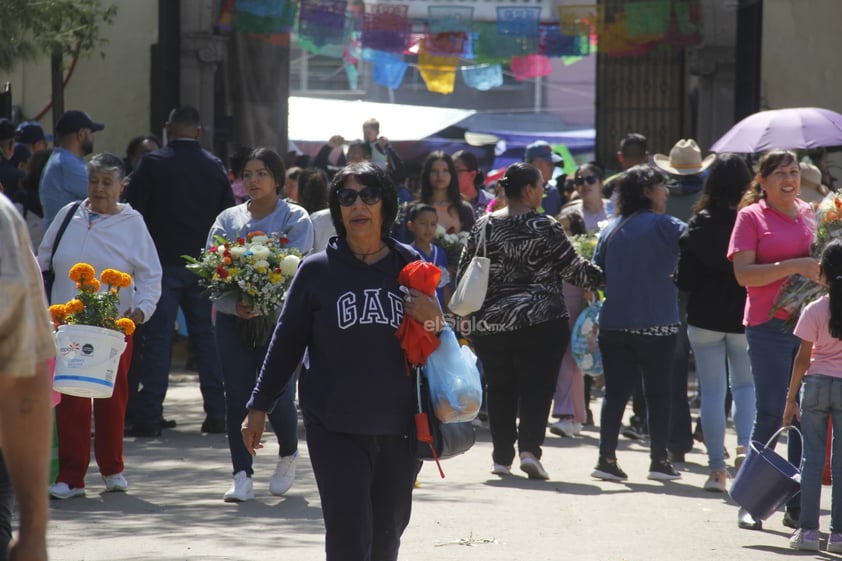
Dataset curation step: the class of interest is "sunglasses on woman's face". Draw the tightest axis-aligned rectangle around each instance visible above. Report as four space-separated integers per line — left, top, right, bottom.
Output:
336 186 382 207
574 175 599 186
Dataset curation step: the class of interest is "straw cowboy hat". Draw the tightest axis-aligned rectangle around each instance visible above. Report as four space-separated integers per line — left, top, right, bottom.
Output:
653 139 715 176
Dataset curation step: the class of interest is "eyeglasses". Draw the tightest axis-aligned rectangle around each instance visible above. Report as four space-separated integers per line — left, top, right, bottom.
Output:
336 186 382 207
574 175 599 186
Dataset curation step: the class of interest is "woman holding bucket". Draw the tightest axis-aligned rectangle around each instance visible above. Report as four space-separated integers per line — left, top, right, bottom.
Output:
37 153 161 499
728 149 818 529
783 240 842 552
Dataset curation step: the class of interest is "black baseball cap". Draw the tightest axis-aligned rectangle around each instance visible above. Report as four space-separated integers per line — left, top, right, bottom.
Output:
55 110 105 135
16 121 52 144
0 118 15 141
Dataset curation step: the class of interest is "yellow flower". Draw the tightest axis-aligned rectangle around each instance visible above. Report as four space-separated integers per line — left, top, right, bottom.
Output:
65 299 84 314
115 317 136 336
68 263 95 283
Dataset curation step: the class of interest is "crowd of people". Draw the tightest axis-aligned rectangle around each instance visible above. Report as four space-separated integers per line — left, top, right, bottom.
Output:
2 104 842 558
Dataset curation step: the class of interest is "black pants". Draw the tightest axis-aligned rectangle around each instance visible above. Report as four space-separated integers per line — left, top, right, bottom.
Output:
0 452 12 561
305 417 421 561
599 330 677 461
473 318 568 465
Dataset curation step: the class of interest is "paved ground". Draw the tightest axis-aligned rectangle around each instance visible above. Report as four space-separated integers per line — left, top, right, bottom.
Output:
44 370 830 561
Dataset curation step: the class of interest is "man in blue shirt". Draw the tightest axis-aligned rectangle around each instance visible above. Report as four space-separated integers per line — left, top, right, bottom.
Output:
38 110 104 227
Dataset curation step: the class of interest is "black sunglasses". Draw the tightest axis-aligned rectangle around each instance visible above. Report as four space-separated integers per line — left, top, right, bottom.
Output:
336 186 382 207
574 175 599 186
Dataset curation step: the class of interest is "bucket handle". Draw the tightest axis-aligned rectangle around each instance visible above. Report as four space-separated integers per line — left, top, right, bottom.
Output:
762 425 804 472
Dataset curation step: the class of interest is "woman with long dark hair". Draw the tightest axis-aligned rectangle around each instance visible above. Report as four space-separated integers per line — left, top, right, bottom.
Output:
675 154 754 492
418 151 474 234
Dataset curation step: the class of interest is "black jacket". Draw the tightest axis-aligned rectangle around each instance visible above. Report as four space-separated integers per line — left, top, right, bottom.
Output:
675 208 746 333
124 139 234 266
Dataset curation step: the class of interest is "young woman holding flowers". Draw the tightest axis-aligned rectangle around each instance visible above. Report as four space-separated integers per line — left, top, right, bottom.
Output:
206 147 313 502
37 153 161 499
728 149 819 530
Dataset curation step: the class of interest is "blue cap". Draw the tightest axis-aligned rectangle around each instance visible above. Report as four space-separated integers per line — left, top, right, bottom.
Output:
15 121 52 144
524 140 562 164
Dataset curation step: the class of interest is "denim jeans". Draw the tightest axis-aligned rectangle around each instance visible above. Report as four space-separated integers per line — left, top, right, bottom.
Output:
473 319 568 465
669 291 693 456
130 266 226 425
798 375 842 531
598 330 677 461
745 319 801 485
215 312 298 475
687 326 755 471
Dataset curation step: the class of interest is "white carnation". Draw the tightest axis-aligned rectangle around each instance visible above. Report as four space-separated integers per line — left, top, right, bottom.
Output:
280 254 301 276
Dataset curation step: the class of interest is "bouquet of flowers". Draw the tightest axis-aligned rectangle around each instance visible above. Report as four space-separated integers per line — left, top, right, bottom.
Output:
569 233 598 261
183 231 302 346
771 193 842 321
435 225 469 271
48 263 136 336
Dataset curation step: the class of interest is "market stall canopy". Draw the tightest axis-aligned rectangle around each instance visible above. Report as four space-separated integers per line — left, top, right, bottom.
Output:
711 107 842 153
288 96 475 143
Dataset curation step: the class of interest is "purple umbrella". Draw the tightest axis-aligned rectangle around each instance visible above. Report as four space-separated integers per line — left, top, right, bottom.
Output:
710 107 842 153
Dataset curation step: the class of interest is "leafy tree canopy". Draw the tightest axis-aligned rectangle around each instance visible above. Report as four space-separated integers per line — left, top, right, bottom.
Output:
0 0 118 69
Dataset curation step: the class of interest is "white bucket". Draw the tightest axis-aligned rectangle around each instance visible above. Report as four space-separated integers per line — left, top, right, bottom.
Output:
53 324 127 398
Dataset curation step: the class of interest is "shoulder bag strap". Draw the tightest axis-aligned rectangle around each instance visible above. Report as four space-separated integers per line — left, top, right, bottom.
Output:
604 211 639 247
49 201 82 272
475 216 491 259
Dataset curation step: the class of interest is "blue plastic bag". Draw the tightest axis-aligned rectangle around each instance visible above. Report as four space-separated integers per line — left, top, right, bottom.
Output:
571 299 603 377
425 327 482 423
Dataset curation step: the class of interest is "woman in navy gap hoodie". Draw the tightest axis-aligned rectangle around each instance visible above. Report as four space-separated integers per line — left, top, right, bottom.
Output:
243 162 444 561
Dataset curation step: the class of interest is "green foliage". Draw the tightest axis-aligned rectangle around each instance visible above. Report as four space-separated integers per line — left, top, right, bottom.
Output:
0 0 118 70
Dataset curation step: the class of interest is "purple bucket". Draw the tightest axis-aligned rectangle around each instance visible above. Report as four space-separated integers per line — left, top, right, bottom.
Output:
729 426 802 521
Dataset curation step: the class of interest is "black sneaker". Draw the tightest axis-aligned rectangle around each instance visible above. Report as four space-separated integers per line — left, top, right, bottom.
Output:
124 423 162 438
783 508 801 529
591 457 628 481
622 424 643 440
648 458 681 481
201 417 226 434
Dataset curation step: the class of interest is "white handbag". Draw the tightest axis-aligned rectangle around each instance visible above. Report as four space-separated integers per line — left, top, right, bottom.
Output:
448 219 490 316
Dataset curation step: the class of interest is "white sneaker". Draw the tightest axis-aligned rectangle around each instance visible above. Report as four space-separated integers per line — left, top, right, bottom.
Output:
549 418 580 438
490 463 512 476
49 482 86 500
103 472 128 492
223 471 254 502
269 451 298 496
519 452 550 480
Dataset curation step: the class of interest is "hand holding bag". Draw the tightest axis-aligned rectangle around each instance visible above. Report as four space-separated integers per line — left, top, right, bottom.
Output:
448 218 490 316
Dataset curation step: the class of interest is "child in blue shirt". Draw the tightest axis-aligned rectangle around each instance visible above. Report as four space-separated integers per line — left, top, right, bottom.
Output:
407 203 451 309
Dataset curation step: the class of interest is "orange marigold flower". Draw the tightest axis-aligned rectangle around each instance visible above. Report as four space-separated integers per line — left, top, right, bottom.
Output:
68 263 95 283
115 317 136 336
65 299 84 314
248 230 266 239
120 273 132 288
83 278 102 292
100 268 121 287
49 304 67 324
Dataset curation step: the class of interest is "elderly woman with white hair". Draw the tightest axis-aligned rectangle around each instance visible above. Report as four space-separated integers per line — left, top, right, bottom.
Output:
37 152 161 499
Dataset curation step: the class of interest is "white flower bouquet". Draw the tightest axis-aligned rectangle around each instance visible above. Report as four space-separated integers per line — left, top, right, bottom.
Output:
435 225 470 270
183 231 302 316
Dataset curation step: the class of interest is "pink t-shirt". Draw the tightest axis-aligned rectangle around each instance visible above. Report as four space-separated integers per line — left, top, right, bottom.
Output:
727 198 815 326
794 295 842 378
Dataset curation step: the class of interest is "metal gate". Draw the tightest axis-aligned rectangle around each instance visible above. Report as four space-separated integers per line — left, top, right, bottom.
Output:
595 0 688 172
